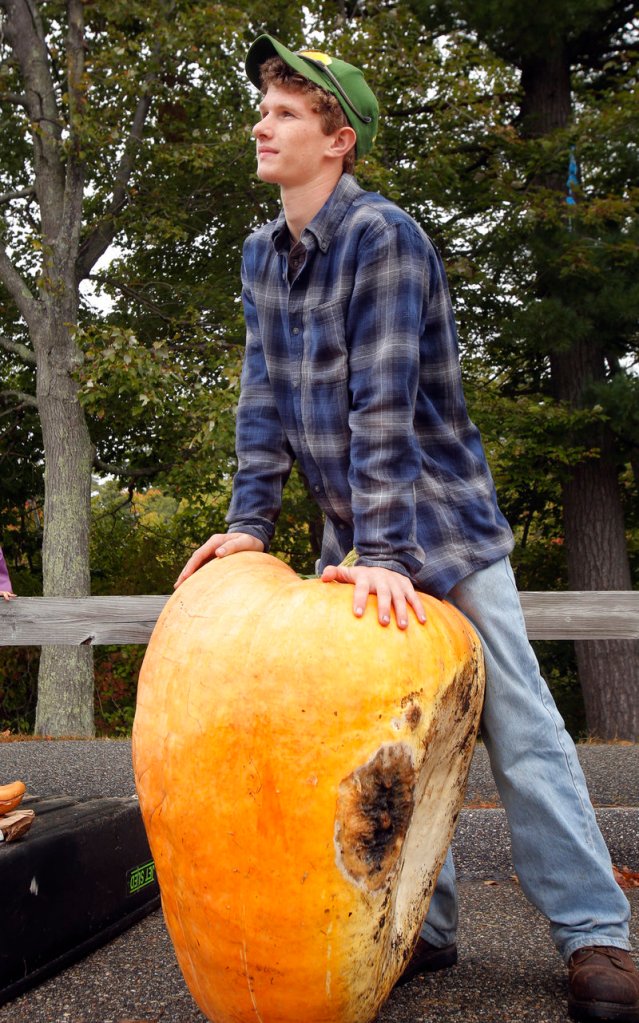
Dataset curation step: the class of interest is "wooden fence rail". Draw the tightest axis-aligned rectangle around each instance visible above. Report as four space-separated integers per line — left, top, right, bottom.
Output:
0 591 638 646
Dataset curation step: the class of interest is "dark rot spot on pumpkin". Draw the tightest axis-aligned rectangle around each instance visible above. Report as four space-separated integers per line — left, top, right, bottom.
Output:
404 703 422 730
334 744 415 890
400 691 423 730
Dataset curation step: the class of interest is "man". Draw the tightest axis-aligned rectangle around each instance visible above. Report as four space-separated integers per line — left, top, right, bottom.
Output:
176 34 638 1022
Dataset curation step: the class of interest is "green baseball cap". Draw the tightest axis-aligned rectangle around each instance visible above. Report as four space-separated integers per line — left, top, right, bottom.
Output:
245 34 378 158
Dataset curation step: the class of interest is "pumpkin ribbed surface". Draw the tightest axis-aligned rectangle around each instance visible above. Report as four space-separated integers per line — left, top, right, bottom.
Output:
132 551 484 1023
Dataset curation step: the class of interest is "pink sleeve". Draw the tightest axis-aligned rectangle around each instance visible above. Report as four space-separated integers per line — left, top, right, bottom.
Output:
0 548 13 591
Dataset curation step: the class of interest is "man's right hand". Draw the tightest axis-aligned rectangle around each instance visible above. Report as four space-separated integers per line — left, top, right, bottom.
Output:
174 532 264 589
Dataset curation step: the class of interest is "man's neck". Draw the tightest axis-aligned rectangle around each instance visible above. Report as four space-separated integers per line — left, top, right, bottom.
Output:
281 168 343 243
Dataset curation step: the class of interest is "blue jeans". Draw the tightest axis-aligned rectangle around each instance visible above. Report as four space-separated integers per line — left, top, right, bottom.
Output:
420 557 631 963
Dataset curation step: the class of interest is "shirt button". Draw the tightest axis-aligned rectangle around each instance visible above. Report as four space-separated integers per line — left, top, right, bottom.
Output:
313 484 321 493
292 327 300 335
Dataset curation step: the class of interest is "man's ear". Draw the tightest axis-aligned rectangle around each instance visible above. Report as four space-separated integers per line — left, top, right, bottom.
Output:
328 125 357 161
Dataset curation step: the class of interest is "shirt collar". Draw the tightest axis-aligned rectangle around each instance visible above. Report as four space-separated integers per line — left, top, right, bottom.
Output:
271 174 364 255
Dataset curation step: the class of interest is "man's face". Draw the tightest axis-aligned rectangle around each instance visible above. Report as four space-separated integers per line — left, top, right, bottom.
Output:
252 84 336 188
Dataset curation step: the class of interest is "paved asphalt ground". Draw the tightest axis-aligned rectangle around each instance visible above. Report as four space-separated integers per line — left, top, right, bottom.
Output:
0 740 637 1023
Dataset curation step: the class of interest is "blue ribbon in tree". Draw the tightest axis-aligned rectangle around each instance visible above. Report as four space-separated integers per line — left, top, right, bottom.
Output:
566 146 579 228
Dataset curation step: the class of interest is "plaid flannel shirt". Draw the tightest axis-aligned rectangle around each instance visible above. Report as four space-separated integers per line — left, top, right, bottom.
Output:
227 174 513 598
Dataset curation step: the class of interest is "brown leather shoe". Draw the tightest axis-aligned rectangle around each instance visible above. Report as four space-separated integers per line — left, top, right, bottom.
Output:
568 946 639 1022
394 937 458 987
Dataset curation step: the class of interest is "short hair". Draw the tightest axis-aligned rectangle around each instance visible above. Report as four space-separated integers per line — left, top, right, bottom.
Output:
258 56 356 176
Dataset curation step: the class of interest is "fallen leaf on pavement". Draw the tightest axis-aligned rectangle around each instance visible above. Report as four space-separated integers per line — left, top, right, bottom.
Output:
613 865 639 889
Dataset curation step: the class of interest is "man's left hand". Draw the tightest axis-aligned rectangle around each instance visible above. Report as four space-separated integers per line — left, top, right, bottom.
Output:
321 564 426 630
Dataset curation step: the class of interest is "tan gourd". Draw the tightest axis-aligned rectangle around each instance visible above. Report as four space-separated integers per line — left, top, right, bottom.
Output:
133 551 484 1023
0 780 26 816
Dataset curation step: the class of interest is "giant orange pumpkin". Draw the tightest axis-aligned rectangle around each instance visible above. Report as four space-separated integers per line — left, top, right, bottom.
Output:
132 551 484 1023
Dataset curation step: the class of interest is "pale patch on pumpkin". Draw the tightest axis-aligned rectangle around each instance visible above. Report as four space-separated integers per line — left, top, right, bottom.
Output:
240 935 265 1023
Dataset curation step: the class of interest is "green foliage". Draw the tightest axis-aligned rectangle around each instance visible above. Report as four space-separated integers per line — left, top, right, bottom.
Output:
467 382 611 525
91 480 191 593
94 646 144 736
406 0 636 68
0 642 147 738
77 326 180 420
0 647 39 733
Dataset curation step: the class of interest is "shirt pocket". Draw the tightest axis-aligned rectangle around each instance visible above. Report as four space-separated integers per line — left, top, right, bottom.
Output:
304 299 350 383
301 299 351 452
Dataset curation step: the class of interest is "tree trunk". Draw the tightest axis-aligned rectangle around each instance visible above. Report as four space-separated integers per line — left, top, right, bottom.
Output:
33 320 95 737
1 0 153 736
522 49 638 740
520 48 572 139
562 457 638 739
550 343 639 740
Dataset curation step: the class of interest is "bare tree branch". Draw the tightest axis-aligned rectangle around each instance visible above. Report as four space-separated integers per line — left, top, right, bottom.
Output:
93 454 164 479
76 88 154 281
385 90 518 120
0 389 38 409
0 186 36 205
90 274 175 323
56 0 85 263
0 240 39 328
0 401 36 418
73 5 183 281
92 488 134 521
86 274 245 344
2 0 65 236
0 334 37 364
0 92 28 107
